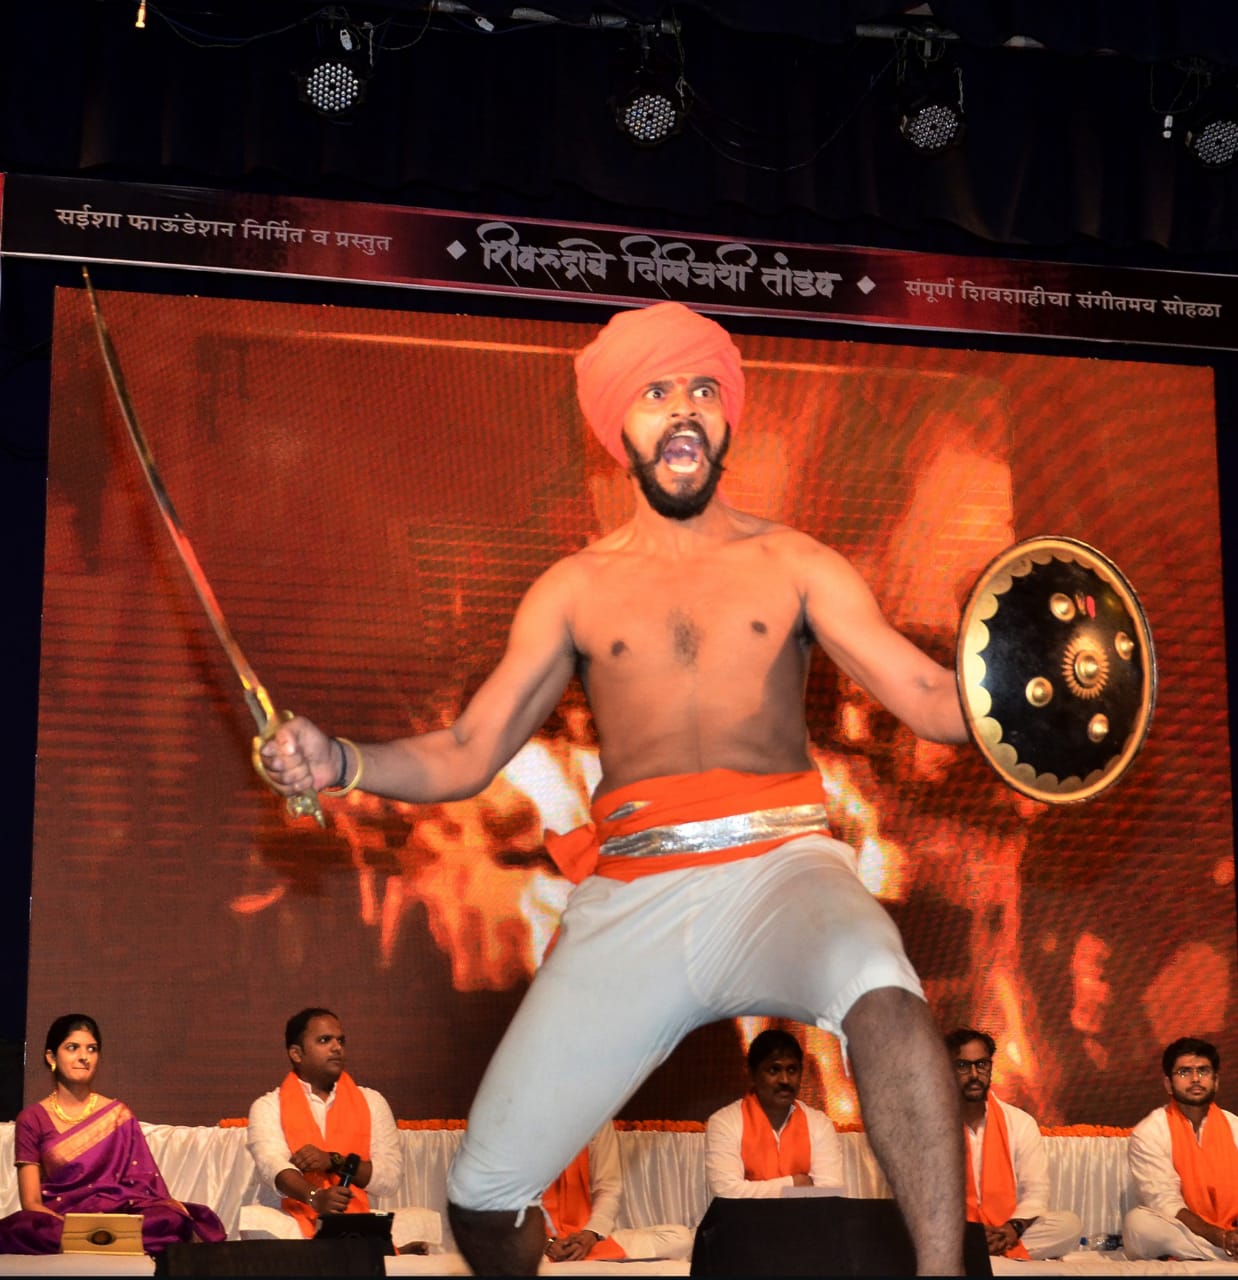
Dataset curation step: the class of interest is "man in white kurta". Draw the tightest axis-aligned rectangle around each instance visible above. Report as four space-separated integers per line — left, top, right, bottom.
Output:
541 1122 693 1261
241 1007 441 1251
948 1027 1081 1260
704 1028 845 1199
1124 1036 1238 1261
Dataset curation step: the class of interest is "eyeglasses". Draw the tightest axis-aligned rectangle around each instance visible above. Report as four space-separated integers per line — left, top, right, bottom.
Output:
954 1058 993 1075
1172 1065 1215 1080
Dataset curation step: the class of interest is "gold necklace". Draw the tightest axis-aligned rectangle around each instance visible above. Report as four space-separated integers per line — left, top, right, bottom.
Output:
48 1092 98 1124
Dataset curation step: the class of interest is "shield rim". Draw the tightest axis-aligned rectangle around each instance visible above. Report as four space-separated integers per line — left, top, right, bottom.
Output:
956 534 1157 804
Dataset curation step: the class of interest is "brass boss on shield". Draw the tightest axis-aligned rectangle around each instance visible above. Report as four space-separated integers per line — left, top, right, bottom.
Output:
957 536 1156 804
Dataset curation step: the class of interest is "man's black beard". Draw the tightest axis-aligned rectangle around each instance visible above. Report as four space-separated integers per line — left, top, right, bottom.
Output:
622 423 731 521
1172 1082 1218 1110
963 1080 990 1104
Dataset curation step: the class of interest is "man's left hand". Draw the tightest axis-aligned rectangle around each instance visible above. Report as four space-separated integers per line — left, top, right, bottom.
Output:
546 1230 599 1261
985 1223 1018 1255
313 1185 353 1216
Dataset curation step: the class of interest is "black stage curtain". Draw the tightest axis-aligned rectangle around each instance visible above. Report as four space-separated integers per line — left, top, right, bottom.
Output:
3 2 1238 258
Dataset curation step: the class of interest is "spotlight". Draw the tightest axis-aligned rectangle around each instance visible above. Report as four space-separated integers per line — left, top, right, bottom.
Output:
1185 91 1238 169
899 92 964 153
1154 60 1238 170
616 79 683 146
1187 115 1238 168
896 38 965 154
298 21 371 120
614 25 685 147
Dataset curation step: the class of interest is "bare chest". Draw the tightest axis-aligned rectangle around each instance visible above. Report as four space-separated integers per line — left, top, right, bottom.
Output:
575 555 806 674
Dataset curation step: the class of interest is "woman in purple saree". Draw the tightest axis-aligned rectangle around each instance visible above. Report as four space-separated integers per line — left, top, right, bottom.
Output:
0 1014 226 1254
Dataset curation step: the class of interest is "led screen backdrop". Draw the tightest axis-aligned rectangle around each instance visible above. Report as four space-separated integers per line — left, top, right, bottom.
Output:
27 286 1234 1129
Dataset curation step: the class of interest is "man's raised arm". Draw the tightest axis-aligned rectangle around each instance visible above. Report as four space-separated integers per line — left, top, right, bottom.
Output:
258 559 580 805
797 535 968 746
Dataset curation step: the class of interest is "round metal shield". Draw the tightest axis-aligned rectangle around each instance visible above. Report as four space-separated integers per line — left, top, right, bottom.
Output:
957 535 1156 804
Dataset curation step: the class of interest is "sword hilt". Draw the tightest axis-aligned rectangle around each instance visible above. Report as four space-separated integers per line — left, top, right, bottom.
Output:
251 707 325 828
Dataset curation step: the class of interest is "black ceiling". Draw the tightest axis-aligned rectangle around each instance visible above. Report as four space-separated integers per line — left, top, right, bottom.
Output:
4 3 1238 261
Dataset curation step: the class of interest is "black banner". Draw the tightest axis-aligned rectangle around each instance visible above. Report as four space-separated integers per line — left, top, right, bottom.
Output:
2 171 1236 350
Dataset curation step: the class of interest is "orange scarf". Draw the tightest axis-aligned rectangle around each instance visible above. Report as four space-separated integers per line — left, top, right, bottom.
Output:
278 1071 372 1238
739 1093 813 1181
541 1146 626 1260
545 769 828 883
964 1098 1029 1261
1166 1103 1238 1231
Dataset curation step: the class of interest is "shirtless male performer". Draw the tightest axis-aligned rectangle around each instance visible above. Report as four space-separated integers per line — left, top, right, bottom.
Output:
259 301 969 1275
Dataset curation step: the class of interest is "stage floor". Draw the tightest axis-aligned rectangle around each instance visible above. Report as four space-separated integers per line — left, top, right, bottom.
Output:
4 1252 1238 1277
0 1256 688 1277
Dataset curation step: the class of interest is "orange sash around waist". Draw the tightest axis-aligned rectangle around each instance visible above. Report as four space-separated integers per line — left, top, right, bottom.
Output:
740 1093 812 1181
278 1071 372 1238
1167 1103 1238 1231
965 1098 1029 1261
544 769 829 883
542 1146 626 1260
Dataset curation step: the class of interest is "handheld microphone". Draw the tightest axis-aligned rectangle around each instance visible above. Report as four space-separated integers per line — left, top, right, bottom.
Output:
339 1153 361 1188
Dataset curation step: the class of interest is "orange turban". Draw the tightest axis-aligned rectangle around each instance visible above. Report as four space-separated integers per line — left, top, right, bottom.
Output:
574 302 745 466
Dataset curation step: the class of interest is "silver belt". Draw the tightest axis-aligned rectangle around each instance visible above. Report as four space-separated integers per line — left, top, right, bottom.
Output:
597 803 830 860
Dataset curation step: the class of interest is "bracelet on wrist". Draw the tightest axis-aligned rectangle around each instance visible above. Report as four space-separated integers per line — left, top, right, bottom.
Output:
323 736 364 796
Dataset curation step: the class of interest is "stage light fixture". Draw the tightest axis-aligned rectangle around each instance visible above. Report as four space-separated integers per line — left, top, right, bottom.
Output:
297 21 371 120
896 38 965 154
1185 94 1238 169
1154 60 1238 170
616 81 683 146
899 93 964 152
614 26 685 147
1186 115 1238 168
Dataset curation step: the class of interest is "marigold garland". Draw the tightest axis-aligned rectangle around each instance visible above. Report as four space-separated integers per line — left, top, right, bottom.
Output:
613 1120 703 1132
215 1117 1134 1136
1040 1123 1132 1138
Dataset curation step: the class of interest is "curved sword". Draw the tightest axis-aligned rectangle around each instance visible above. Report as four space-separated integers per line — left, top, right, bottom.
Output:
81 265 324 826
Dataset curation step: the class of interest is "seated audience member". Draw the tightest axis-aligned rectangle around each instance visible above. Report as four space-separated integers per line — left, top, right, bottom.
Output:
243 1007 440 1253
704 1028 844 1199
542 1122 693 1262
1124 1036 1238 1261
947 1027 1081 1260
0 1014 225 1254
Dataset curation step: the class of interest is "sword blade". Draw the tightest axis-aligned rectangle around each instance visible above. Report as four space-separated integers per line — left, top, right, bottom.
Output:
81 266 322 824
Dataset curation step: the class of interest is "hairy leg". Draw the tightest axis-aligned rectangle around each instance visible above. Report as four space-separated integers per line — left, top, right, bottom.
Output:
843 986 965 1276
447 1203 545 1276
